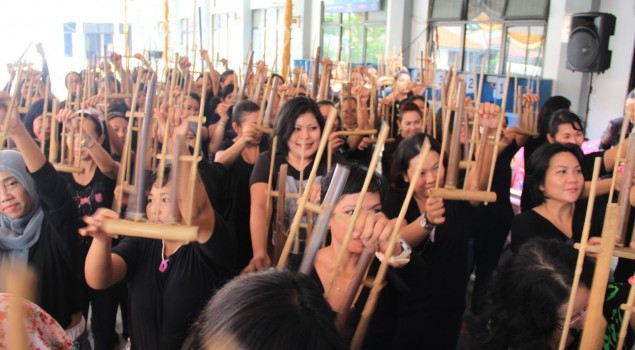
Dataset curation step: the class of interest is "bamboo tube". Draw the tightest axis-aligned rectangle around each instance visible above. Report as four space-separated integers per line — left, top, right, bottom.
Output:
299 138 305 194
311 46 321 99
337 129 378 136
184 71 207 225
559 158 601 349
265 136 278 217
445 81 466 189
251 73 263 103
257 77 272 126
428 188 496 202
273 164 288 265
325 122 389 297
40 76 50 153
579 197 623 345
435 69 458 189
276 107 338 268
163 0 169 63
126 74 156 220
319 59 331 100
165 135 182 224
617 279 635 349
350 139 431 350
463 58 485 189
281 0 292 80
607 113 631 204
337 248 373 329
299 164 350 275
327 139 333 173
615 130 635 245
103 219 197 241
49 99 59 162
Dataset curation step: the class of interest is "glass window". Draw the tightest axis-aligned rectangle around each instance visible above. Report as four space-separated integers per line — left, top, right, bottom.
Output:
504 0 548 19
365 25 386 65
431 0 465 20
323 12 340 23
341 24 364 64
434 26 463 70
463 22 502 74
505 25 544 76
320 7 386 65
253 9 264 28
467 0 504 21
321 27 341 60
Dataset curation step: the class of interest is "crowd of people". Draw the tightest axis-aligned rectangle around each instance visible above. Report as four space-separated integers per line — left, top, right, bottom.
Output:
0 46 635 350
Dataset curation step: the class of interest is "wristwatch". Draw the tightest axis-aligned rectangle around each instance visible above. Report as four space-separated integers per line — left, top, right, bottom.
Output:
419 211 436 231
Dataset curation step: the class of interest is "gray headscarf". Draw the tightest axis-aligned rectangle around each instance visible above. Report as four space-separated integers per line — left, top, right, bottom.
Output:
0 150 44 267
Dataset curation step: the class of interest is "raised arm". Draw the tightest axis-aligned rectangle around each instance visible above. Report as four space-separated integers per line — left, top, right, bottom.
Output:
80 209 128 289
0 92 46 172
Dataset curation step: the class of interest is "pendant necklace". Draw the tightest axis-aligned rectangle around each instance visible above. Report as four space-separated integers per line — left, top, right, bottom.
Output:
159 240 182 273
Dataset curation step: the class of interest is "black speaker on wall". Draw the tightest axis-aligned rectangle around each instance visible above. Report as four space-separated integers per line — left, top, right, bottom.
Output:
566 12 616 73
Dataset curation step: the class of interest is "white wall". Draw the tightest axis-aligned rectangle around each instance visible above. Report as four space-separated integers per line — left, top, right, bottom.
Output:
585 0 635 139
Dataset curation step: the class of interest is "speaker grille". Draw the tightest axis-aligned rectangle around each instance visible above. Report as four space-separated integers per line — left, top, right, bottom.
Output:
567 27 600 70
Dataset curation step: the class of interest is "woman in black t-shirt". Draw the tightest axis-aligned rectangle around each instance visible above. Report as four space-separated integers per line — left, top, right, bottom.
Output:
245 96 328 272
58 108 122 349
214 100 264 270
510 143 605 253
81 108 237 350
0 93 87 347
381 102 503 349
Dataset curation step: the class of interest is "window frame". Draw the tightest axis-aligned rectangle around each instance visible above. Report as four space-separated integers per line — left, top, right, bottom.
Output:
319 3 387 66
428 0 548 77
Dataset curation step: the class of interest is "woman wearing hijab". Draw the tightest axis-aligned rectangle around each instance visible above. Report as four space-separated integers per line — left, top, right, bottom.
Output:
0 92 88 347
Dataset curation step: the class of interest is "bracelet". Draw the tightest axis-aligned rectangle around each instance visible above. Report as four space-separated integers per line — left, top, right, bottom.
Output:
375 239 412 268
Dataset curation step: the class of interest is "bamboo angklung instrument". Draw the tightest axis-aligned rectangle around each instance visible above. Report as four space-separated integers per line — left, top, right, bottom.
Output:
310 46 321 99
350 137 431 350
233 50 254 104
0 62 23 150
578 123 635 347
429 76 497 203
102 70 208 241
276 106 339 268
559 158 601 349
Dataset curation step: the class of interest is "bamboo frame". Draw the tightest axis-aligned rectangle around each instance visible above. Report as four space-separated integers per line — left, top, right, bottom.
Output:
102 70 208 242
429 72 498 204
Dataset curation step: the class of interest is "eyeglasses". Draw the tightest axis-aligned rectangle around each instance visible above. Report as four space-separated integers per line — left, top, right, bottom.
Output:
557 305 588 331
